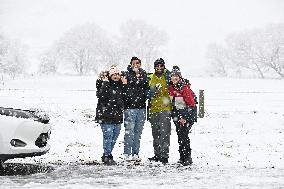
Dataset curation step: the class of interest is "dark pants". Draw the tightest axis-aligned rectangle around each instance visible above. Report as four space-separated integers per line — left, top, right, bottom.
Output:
172 108 193 161
175 122 192 161
149 110 171 159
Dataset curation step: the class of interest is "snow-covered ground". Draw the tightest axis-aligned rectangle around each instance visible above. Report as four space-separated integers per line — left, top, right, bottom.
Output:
0 76 284 188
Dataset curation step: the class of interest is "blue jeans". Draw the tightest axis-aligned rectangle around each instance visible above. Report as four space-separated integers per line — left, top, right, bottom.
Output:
124 109 146 156
100 124 121 156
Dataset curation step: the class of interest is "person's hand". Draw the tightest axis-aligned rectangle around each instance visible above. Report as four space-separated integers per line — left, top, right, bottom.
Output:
136 73 141 78
154 83 162 96
179 118 187 126
121 76 127 84
133 67 139 74
99 71 109 81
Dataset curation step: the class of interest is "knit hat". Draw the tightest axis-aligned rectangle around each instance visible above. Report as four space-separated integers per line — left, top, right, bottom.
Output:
171 65 182 78
154 58 165 67
130 57 141 65
109 65 121 76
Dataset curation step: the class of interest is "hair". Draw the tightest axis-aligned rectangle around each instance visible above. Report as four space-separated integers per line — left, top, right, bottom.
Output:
109 65 121 76
130 57 141 64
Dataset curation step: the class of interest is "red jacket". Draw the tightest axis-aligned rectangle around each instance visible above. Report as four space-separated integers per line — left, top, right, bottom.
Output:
168 80 195 109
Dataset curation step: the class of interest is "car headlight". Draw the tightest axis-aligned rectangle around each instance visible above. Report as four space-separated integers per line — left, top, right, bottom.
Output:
10 139 27 147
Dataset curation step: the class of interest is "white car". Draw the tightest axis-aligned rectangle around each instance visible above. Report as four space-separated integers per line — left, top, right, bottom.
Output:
0 107 51 166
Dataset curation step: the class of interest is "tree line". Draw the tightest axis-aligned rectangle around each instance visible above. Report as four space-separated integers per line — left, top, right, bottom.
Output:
2 21 284 79
206 24 284 79
39 20 168 75
0 20 168 78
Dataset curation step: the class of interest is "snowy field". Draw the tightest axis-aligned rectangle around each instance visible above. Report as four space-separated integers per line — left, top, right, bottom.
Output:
0 76 284 188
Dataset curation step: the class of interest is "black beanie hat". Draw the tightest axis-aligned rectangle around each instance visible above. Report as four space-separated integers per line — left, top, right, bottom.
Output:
171 65 182 78
130 57 141 64
154 58 165 67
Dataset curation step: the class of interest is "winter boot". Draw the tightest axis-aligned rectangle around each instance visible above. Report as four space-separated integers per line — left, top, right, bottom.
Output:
159 157 168 164
148 155 160 162
181 157 192 166
101 154 109 163
107 154 116 165
181 149 192 166
177 155 184 164
101 154 116 165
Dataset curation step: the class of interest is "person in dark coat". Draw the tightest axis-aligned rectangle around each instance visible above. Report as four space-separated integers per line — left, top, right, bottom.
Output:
95 65 126 165
168 66 197 166
122 57 148 161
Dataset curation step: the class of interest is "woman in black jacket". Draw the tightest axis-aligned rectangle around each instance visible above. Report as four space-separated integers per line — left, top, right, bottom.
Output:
95 65 126 165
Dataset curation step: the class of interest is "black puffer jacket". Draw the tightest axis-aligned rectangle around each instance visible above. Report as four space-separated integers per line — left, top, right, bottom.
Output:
95 79 125 124
124 65 148 109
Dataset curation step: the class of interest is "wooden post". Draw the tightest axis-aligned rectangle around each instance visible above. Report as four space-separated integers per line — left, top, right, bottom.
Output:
198 90 204 118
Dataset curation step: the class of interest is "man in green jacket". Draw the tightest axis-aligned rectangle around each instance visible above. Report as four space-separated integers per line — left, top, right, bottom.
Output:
147 58 172 164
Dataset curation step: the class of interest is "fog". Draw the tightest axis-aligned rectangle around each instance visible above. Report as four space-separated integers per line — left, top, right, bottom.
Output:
1 0 284 76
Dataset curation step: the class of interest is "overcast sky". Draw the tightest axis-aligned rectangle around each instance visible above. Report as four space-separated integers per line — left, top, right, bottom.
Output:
1 0 284 75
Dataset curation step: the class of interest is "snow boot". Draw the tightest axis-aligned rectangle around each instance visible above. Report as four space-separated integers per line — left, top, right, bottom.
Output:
159 157 168 164
181 157 192 166
148 155 160 162
181 149 192 166
101 154 116 165
177 153 185 164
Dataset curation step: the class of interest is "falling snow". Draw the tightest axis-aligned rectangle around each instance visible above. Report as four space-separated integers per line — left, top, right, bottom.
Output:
0 76 284 188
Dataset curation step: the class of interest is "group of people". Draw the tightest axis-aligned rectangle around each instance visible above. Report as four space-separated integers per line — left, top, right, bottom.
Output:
95 57 197 166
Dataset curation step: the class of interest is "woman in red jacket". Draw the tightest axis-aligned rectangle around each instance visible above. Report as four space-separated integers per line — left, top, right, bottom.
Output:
169 66 197 166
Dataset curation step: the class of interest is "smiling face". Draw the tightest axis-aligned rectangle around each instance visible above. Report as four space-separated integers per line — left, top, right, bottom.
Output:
171 74 181 85
154 63 165 74
110 73 121 81
131 60 141 70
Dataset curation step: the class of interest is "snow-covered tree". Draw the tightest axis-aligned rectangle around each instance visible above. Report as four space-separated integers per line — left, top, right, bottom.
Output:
118 20 169 71
38 48 60 75
0 34 27 79
225 31 269 78
206 43 231 77
55 23 115 75
206 24 284 78
260 24 284 78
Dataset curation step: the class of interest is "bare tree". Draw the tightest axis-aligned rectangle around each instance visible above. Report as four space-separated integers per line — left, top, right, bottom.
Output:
38 48 60 75
0 35 27 79
206 43 231 77
225 31 268 79
206 24 284 78
55 23 115 75
260 24 284 78
118 20 169 71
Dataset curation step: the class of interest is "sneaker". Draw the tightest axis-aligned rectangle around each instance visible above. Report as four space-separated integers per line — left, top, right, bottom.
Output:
148 155 159 162
123 154 133 162
132 154 142 162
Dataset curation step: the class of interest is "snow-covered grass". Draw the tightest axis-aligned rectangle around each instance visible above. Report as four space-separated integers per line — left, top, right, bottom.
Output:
1 76 284 188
